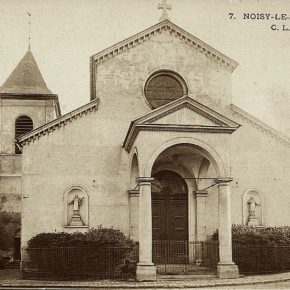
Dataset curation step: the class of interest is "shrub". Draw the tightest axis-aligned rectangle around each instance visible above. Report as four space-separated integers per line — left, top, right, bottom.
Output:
232 224 290 245
26 226 137 280
231 225 290 275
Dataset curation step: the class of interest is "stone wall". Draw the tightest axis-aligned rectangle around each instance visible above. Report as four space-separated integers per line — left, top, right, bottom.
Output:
230 116 290 227
0 97 58 254
94 29 232 123
20 25 290 249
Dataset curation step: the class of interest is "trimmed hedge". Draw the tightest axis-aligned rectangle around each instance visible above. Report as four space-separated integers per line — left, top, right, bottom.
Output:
26 226 137 280
213 225 290 275
232 224 290 245
232 225 290 274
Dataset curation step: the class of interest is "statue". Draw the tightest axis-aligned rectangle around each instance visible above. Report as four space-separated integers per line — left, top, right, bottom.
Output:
68 195 84 226
247 197 260 226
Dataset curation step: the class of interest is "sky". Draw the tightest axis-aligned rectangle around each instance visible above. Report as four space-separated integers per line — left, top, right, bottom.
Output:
0 0 290 133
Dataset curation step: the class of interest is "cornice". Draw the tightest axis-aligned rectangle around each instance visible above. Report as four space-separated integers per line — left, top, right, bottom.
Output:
0 93 58 100
18 99 99 147
230 104 290 147
123 124 237 152
91 19 238 72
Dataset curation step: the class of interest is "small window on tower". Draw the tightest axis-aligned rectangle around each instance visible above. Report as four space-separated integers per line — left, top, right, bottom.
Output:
15 115 33 154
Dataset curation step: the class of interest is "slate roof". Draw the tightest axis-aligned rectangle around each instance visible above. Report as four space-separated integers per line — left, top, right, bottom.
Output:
0 50 53 95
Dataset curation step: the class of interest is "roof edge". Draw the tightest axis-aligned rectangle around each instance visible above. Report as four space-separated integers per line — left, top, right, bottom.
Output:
123 123 238 153
18 99 99 146
91 19 238 70
231 104 290 147
123 96 241 152
136 95 241 127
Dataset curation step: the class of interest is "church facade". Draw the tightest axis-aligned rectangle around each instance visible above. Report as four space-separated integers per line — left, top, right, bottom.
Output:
1 14 290 280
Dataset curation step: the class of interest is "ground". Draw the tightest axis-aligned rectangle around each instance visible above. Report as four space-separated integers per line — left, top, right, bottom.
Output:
1 269 290 289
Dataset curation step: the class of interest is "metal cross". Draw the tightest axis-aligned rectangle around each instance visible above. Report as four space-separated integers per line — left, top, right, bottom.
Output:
158 0 171 22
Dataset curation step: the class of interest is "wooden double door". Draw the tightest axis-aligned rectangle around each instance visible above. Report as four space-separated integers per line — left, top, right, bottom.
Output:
152 170 188 264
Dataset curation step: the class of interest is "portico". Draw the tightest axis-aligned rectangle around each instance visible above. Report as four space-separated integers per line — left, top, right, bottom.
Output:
124 96 240 280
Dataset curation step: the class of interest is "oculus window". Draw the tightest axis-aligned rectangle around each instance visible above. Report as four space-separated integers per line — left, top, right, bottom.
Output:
144 70 187 109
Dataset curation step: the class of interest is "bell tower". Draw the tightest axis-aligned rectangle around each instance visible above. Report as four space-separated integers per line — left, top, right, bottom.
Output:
0 49 60 154
0 49 61 213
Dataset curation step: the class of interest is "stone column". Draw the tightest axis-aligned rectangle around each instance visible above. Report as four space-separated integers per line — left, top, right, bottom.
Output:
216 178 239 278
194 190 208 265
128 190 139 242
136 177 156 281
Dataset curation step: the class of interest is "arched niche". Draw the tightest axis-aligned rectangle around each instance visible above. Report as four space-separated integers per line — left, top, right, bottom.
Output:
64 186 89 228
242 189 263 226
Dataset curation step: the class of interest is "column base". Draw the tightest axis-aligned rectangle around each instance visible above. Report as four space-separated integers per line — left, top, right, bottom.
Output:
217 263 239 279
136 263 156 281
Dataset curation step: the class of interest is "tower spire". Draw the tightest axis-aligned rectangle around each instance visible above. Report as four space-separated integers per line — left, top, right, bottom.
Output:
27 12 31 51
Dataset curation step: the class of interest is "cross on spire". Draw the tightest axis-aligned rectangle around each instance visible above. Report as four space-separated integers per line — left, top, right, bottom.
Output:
158 0 171 22
27 12 31 50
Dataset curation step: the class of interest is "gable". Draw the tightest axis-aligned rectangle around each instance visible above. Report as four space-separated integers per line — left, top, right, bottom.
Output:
137 96 240 127
123 96 240 152
90 19 238 100
91 20 237 70
149 107 219 126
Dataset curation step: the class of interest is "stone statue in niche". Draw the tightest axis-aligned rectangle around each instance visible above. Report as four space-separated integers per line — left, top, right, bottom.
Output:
69 195 84 226
247 197 260 226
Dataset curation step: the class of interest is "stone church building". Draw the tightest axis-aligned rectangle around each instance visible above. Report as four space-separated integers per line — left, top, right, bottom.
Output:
1 7 290 280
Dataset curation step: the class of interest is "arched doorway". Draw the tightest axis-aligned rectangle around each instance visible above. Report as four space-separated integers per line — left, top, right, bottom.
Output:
152 170 189 264
149 143 218 265
152 170 188 241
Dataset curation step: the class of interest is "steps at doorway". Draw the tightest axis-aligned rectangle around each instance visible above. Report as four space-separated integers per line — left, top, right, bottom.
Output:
158 274 217 280
5 260 20 269
156 264 216 276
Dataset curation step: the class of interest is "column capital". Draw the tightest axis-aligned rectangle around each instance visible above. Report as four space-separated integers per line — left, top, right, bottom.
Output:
193 190 208 197
138 177 154 185
214 177 233 186
128 190 140 197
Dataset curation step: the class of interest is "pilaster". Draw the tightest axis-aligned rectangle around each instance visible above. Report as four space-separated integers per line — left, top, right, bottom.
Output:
128 190 140 242
193 190 208 265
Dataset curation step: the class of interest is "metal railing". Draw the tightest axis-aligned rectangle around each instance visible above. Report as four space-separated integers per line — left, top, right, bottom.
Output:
233 244 290 275
21 246 138 280
152 240 219 275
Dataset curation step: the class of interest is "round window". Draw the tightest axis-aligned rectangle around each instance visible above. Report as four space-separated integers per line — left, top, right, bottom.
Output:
144 71 187 109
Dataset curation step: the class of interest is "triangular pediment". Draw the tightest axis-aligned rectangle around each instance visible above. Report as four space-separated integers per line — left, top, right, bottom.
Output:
146 106 220 126
123 96 240 152
91 19 238 100
91 19 238 75
136 96 240 127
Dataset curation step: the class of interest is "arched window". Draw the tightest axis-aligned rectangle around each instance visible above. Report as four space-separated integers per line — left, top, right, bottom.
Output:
15 115 33 154
144 70 188 109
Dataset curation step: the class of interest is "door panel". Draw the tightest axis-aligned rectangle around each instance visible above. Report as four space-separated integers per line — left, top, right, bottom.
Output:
152 170 188 264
